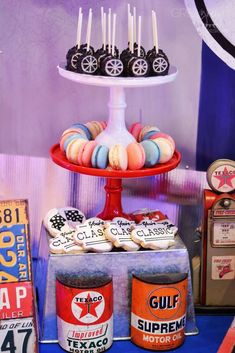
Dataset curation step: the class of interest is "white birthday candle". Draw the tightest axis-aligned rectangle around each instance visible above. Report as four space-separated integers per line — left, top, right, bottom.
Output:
103 12 106 50
86 8 92 52
130 15 134 53
101 7 104 47
152 10 159 53
76 7 83 48
138 16 141 57
108 8 111 53
112 13 116 56
133 6 136 44
101 6 104 26
127 3 130 48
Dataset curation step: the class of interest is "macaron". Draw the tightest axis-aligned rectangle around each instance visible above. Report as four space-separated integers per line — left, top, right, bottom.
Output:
139 125 160 142
79 140 97 167
129 122 143 141
60 129 87 151
142 130 161 141
127 142 145 170
100 121 107 129
71 123 92 140
150 132 175 151
92 145 109 169
86 121 102 139
62 127 88 138
62 133 87 152
66 138 87 163
140 140 160 167
109 144 128 170
154 139 174 163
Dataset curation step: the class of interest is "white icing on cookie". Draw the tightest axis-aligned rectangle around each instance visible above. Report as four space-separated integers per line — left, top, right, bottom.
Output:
131 220 176 250
49 235 84 254
74 217 113 252
44 208 72 237
44 207 86 238
59 207 86 228
105 217 140 251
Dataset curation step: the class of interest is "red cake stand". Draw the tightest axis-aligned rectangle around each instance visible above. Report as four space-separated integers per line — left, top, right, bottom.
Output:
53 64 180 219
51 144 181 219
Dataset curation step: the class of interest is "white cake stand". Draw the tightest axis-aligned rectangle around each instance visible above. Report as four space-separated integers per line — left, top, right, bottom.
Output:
58 63 178 148
55 64 180 219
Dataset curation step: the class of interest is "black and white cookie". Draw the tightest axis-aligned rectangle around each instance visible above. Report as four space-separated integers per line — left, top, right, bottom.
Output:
104 217 140 251
74 217 113 252
131 219 176 250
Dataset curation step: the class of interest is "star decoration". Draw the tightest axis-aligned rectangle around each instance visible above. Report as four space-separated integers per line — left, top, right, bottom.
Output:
74 293 102 319
214 167 235 189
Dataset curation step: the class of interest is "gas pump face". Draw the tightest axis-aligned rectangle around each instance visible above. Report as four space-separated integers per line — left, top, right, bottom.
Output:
201 160 235 306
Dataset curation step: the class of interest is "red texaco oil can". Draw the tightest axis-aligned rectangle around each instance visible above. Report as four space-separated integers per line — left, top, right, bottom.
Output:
131 273 188 351
56 273 113 353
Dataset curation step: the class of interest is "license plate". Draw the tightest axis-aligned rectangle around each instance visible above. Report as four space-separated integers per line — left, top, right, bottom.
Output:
0 200 31 283
0 282 33 320
0 317 37 353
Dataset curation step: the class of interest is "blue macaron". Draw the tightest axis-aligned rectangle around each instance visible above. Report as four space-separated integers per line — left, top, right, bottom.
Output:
71 123 92 140
92 145 109 169
140 140 160 167
142 129 161 141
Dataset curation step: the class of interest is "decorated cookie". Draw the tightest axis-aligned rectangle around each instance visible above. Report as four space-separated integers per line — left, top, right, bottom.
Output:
43 208 74 238
131 219 176 250
74 217 113 252
157 218 178 235
49 235 84 254
104 217 140 251
130 208 166 223
59 207 86 228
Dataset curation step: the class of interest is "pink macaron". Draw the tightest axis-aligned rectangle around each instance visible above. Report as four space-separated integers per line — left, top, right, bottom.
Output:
109 144 128 170
100 121 107 129
127 142 145 170
150 132 175 151
129 122 143 141
77 140 97 167
66 138 87 163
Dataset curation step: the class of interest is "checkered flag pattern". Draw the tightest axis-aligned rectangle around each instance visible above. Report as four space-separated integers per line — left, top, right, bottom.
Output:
64 210 84 223
50 213 66 231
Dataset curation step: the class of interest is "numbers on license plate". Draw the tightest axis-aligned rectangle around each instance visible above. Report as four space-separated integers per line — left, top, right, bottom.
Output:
0 208 20 225
1 328 32 353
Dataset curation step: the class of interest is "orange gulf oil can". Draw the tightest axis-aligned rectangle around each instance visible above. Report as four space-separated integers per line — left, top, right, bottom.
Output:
131 273 188 351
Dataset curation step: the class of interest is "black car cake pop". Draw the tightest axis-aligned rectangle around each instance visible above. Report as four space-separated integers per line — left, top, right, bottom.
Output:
147 10 169 76
65 5 170 78
122 13 149 77
100 12 124 77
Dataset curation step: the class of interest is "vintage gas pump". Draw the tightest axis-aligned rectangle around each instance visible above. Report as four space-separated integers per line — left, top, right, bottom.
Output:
201 159 235 306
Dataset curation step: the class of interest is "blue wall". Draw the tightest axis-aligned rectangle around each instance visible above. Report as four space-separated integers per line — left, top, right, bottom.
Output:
196 43 235 171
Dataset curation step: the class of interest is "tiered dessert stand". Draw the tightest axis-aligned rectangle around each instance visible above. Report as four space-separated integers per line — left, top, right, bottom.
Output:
36 64 199 343
51 63 181 219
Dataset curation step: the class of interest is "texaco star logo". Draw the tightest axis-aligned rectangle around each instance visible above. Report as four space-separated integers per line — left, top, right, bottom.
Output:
211 165 235 193
71 291 105 324
213 167 235 188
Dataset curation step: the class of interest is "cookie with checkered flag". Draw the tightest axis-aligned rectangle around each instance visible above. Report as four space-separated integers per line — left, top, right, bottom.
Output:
43 208 74 237
59 207 86 228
